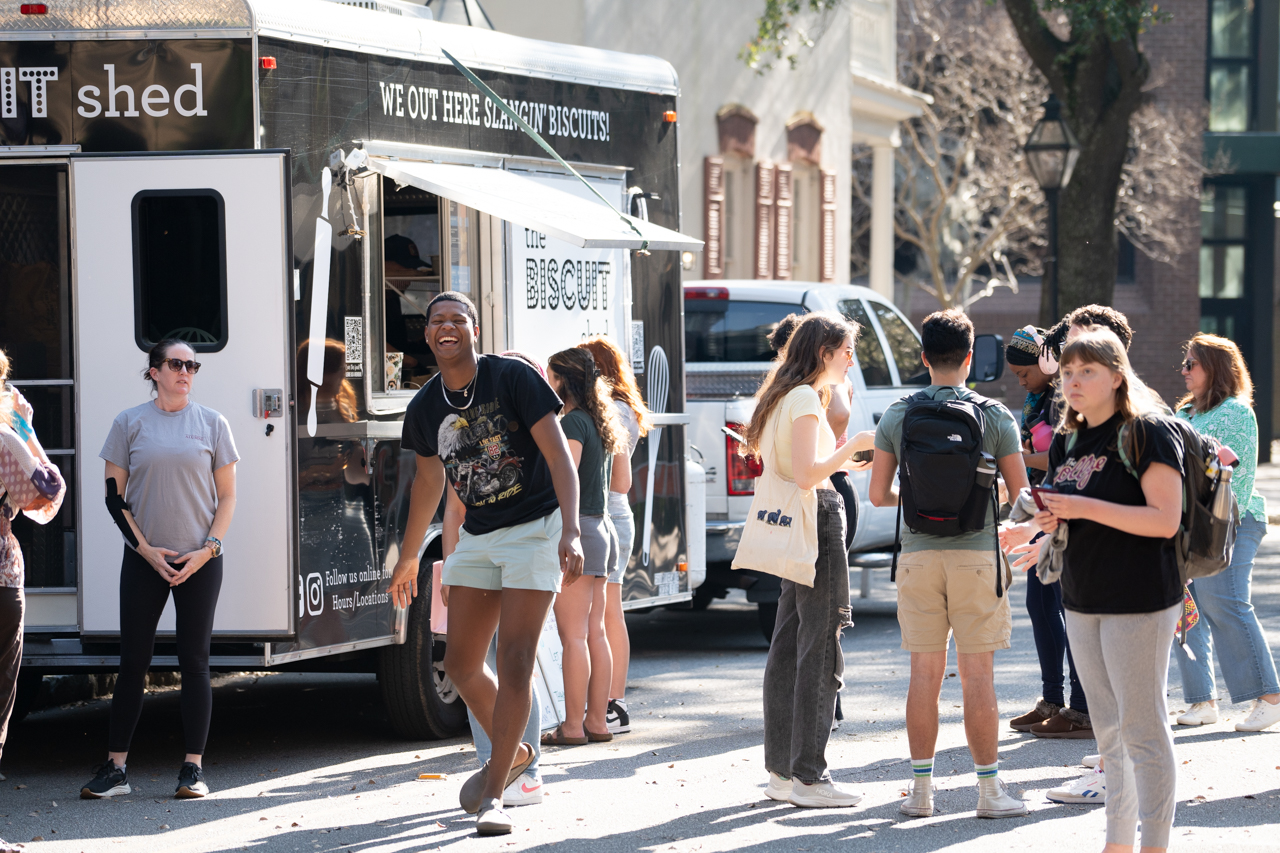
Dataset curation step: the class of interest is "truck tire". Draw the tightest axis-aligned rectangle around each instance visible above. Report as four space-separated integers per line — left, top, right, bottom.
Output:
10 670 43 725
757 601 778 644
378 561 469 740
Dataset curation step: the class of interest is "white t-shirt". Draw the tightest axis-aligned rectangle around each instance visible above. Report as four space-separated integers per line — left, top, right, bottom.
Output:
100 400 239 554
763 385 834 481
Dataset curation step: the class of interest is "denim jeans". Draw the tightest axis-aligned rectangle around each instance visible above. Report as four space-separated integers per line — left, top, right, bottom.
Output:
468 638 542 777
1176 515 1280 704
762 489 850 784
1027 565 1087 712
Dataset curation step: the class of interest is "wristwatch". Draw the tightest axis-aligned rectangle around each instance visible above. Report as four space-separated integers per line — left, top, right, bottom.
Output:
204 536 223 558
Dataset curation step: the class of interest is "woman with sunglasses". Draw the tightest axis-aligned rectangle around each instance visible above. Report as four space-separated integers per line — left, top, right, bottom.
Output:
1172 335 1280 732
82 340 238 801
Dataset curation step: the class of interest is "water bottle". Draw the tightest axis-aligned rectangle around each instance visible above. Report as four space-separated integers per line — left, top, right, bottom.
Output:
975 452 997 490
1210 466 1234 524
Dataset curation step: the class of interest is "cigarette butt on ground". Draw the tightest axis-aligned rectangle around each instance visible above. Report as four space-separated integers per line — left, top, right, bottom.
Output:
418 773 448 780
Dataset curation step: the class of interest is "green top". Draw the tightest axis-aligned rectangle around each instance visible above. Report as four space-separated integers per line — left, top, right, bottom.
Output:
561 407 611 516
1176 396 1267 522
875 385 1022 553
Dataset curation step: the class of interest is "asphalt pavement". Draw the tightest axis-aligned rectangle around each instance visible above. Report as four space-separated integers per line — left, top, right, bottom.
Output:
4 516 1280 852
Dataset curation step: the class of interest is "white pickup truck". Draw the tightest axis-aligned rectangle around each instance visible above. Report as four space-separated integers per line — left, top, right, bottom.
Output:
684 281 1003 638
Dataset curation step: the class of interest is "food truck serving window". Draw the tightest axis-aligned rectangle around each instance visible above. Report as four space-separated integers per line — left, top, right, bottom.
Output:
132 190 228 353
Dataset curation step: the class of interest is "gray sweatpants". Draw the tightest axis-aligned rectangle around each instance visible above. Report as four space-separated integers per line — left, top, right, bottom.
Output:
1065 604 1180 849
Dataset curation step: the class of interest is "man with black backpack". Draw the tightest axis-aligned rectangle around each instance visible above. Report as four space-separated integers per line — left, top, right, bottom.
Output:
868 309 1030 820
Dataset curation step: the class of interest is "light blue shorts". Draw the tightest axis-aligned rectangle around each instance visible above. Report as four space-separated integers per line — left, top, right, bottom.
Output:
443 508 563 592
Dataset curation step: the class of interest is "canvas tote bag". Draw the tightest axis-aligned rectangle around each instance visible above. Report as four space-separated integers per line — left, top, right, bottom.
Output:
731 404 820 586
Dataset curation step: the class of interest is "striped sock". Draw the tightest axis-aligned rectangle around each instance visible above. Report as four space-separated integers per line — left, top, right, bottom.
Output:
911 758 934 781
975 761 999 780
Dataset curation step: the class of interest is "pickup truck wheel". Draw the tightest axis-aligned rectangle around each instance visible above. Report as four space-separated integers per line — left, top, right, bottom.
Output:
378 561 468 740
689 582 721 611
757 601 778 644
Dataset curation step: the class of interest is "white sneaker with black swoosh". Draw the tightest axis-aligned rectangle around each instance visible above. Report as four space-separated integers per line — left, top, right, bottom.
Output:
503 771 543 806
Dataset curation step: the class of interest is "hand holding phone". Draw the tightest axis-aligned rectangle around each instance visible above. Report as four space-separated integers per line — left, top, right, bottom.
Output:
1030 485 1057 511
850 449 874 463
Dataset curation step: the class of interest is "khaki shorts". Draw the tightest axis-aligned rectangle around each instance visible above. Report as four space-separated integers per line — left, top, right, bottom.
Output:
443 508 563 593
895 549 1012 654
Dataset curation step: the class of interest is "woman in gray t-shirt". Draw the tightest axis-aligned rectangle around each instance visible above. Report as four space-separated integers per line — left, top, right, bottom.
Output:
82 340 238 802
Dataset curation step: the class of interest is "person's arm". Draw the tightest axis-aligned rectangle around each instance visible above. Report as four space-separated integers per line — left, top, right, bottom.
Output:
997 453 1030 504
868 448 898 507
439 487 466 607
789 414 865 491
389 453 448 608
170 461 237 585
825 380 852 441
1039 462 1182 539
1023 450 1049 471
104 460 179 583
529 411 584 585
609 450 632 495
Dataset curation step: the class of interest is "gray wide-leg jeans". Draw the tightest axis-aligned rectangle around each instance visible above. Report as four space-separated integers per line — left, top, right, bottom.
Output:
762 489 851 784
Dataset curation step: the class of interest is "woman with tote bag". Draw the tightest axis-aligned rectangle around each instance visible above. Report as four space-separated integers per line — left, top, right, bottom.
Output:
733 312 874 808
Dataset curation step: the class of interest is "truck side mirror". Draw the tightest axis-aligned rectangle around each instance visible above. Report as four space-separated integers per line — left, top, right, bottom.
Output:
969 334 1004 384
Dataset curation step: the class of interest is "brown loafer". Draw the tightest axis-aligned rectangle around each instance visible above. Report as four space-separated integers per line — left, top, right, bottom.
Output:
1009 698 1061 732
1031 707 1094 739
540 725 588 746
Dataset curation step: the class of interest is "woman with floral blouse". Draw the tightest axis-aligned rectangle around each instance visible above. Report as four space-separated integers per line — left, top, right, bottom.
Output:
1173 333 1280 732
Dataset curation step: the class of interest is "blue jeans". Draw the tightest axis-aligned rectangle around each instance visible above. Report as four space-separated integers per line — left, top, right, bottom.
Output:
1176 515 1280 704
1027 564 1087 712
468 638 542 776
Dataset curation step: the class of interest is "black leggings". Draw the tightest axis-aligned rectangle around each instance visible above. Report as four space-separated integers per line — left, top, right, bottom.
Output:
829 471 859 552
108 547 223 755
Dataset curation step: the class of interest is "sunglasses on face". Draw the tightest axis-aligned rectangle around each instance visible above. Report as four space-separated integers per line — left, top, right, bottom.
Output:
163 358 201 374
1181 358 1199 372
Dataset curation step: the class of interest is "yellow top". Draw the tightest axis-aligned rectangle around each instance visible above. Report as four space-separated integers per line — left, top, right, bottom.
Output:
762 385 835 482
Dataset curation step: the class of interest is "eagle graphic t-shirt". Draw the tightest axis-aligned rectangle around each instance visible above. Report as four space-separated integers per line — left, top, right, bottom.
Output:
402 354 563 536
1047 412 1184 614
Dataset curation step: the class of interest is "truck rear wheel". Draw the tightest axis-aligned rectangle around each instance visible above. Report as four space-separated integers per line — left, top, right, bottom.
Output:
378 561 469 740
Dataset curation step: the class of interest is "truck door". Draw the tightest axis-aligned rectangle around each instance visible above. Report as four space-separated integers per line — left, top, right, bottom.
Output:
73 152 294 636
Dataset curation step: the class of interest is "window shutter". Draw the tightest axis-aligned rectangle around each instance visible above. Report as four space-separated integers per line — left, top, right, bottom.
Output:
773 164 793 280
754 162 775 279
703 156 725 279
819 168 837 283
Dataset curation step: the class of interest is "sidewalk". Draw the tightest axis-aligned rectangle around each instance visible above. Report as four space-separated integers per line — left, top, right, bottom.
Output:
1255 453 1280 524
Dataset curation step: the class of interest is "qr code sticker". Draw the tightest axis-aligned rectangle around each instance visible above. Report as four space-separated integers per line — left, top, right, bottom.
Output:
344 316 363 363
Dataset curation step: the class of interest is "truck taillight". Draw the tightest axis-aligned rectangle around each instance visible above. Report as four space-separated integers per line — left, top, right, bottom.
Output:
725 422 762 495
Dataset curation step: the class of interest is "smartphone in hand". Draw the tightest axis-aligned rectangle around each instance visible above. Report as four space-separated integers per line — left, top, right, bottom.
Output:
1030 485 1057 511
851 449 874 463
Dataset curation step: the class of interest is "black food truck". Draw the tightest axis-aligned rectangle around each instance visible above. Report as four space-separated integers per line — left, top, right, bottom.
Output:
0 0 704 739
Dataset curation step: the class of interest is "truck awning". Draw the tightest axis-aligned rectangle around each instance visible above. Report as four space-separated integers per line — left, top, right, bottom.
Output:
366 158 703 252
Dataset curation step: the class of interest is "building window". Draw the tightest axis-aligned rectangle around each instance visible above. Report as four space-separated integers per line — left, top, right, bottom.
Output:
1200 183 1248 339
132 190 227 352
1208 0 1256 131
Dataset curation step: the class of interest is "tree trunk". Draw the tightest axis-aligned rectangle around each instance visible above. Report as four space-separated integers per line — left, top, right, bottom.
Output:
1002 0 1149 325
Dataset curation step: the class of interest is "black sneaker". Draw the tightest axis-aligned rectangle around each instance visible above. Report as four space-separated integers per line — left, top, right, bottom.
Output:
606 699 631 734
175 762 208 799
81 761 130 799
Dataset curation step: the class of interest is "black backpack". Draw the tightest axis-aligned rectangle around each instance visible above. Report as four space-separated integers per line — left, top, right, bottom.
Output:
891 389 1006 597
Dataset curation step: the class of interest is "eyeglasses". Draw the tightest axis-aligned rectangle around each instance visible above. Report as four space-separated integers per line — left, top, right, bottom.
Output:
1180 358 1198 372
163 358 201 374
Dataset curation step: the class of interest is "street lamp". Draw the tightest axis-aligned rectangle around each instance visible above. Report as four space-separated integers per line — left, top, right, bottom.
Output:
1024 94 1080 324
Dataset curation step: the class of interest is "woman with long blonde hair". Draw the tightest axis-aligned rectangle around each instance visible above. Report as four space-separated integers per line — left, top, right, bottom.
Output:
742 312 872 809
1170 333 1279 731
540 347 627 745
1012 327 1184 852
578 336 650 735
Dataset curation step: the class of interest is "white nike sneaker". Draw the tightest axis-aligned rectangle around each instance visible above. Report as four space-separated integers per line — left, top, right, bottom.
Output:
1047 768 1106 804
764 772 792 802
787 779 864 808
899 777 934 817
1081 754 1100 769
975 777 1029 818
503 771 543 806
1177 701 1219 726
1235 698 1280 732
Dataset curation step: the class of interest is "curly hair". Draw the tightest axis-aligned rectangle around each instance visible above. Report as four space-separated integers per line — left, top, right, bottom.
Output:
743 311 858 459
547 347 628 456
578 336 651 437
1045 304 1133 359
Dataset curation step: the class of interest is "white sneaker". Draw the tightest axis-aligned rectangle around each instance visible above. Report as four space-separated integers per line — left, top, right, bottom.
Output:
764 772 792 802
1177 701 1219 726
476 799 514 836
502 771 542 806
1235 698 1280 732
1047 768 1106 804
787 779 864 808
1081 754 1100 769
899 777 934 817
976 777 1029 818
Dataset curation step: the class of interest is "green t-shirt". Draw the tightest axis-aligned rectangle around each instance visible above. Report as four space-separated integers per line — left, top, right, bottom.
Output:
561 407 611 516
874 385 1022 553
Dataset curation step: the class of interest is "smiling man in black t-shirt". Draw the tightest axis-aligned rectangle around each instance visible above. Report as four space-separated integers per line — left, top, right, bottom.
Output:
389 292 583 836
